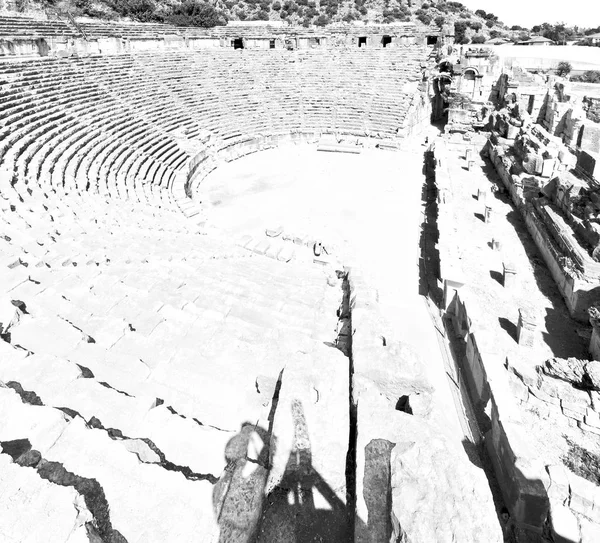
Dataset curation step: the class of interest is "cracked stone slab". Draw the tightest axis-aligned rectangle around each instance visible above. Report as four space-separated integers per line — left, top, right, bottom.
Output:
0 454 90 543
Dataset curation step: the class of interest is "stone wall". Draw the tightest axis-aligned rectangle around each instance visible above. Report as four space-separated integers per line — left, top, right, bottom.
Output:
0 18 438 57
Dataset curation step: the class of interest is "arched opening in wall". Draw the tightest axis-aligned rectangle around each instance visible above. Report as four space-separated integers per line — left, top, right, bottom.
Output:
381 35 392 48
358 37 367 48
232 38 244 50
439 61 453 74
463 69 476 95
426 35 438 45
269 39 276 49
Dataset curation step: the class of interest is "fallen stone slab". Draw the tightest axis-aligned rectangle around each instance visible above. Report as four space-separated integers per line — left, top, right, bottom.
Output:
265 226 283 238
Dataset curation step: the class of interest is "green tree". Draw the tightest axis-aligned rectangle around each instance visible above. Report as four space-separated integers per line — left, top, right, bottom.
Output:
253 9 269 19
166 0 227 26
417 12 432 25
471 35 486 44
454 20 469 44
556 61 572 76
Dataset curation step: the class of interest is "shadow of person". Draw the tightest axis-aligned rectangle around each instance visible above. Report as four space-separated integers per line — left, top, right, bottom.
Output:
213 423 271 543
254 399 350 543
213 399 361 543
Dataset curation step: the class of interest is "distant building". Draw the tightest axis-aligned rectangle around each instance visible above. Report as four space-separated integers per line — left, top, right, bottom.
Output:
582 32 600 45
517 36 554 46
485 37 510 45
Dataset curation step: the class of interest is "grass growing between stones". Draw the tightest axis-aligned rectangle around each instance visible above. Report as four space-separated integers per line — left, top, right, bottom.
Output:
562 436 600 485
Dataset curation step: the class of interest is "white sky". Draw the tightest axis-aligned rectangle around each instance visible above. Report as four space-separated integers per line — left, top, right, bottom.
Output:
457 0 597 29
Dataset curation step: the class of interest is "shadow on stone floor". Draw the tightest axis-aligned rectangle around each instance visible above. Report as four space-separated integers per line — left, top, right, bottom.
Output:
498 316 518 343
419 149 443 306
212 399 380 543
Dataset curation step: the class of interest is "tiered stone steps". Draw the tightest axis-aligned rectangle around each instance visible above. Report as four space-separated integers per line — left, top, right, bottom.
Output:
0 188 347 541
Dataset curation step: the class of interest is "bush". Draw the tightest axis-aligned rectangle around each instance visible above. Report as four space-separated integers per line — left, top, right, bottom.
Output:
315 14 329 26
572 70 600 83
165 1 227 26
253 8 269 19
272 0 281 9
434 15 445 28
109 0 157 21
468 21 482 31
485 20 494 28
471 35 486 44
417 13 431 25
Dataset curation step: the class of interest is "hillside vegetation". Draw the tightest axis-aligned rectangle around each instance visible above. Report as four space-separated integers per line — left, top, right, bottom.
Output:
8 0 511 36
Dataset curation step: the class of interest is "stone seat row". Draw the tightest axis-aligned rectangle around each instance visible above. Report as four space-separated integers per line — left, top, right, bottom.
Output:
0 49 421 222
0 17 76 38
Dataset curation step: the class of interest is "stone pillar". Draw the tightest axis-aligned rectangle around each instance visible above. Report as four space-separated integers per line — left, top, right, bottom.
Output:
588 304 600 361
503 261 517 288
484 205 493 223
443 266 466 313
491 238 501 251
507 123 520 139
477 188 487 202
517 308 537 347
465 148 473 162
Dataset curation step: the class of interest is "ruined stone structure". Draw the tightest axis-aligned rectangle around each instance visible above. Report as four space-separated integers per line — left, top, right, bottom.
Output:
3 12 600 543
429 40 600 542
0 15 514 543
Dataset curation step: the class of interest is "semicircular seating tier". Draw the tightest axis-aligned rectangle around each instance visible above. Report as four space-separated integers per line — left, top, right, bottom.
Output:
0 48 425 214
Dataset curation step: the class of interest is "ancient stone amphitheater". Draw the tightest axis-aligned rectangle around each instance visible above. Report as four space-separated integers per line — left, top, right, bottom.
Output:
0 16 509 543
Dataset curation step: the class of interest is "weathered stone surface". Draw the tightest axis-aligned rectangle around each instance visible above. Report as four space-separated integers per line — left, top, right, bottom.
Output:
261 346 350 541
354 378 502 543
586 360 600 390
0 453 91 543
542 357 587 383
550 502 581 543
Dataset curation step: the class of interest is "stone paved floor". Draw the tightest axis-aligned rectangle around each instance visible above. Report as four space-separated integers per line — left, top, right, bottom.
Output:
435 134 597 467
